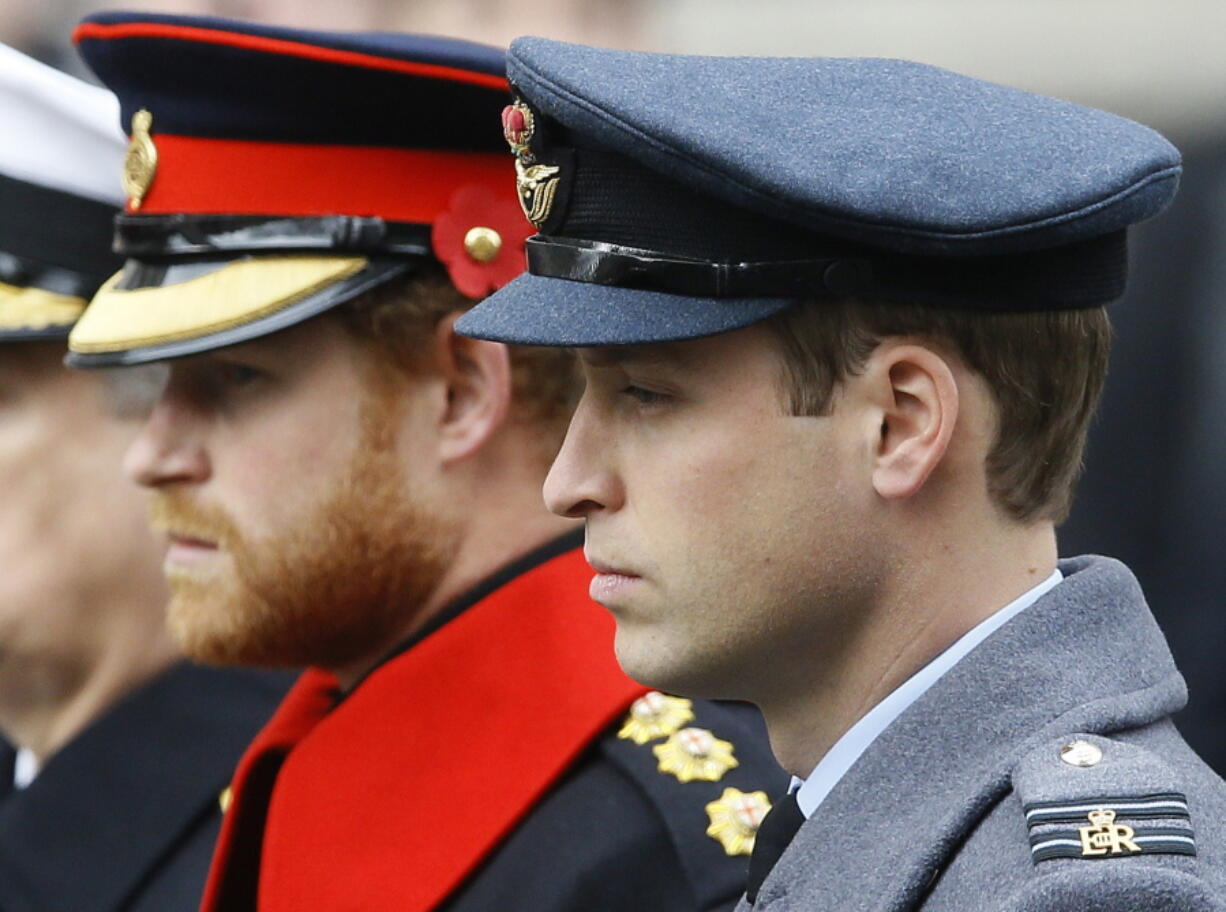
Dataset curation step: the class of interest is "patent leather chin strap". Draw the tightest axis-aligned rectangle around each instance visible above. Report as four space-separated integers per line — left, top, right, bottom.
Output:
527 236 865 298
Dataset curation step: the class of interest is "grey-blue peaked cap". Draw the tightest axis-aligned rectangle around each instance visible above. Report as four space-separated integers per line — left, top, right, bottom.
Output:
456 38 1181 346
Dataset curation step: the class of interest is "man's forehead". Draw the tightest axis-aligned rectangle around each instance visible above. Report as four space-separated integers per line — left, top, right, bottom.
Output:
578 345 676 369
577 326 773 371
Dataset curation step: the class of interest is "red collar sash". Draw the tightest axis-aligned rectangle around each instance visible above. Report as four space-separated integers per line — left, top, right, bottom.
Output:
201 546 645 912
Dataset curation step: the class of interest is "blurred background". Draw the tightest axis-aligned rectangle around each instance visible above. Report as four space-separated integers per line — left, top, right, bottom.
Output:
4 0 1224 770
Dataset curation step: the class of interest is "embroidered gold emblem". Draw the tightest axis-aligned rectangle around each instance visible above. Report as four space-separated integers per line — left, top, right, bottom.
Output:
654 727 738 783
514 158 561 228
705 787 772 856
618 691 695 744
1079 809 1142 856
122 108 158 210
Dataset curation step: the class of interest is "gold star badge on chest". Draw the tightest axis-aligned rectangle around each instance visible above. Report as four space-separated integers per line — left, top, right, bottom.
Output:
705 787 772 856
618 691 695 744
654 727 739 783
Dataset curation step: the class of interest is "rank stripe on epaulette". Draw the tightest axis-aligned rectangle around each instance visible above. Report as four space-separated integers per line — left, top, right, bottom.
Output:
1029 826 1195 849
1031 832 1197 863
1024 793 1189 823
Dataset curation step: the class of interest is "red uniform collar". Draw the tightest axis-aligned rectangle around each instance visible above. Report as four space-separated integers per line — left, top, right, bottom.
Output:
201 541 646 911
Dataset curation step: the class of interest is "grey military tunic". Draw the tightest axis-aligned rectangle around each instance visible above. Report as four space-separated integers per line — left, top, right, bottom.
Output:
742 555 1226 911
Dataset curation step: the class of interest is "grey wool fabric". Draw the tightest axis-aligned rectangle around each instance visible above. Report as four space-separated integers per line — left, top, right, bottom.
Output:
738 556 1226 911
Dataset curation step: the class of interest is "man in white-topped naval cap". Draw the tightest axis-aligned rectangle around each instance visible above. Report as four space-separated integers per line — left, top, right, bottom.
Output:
0 43 289 912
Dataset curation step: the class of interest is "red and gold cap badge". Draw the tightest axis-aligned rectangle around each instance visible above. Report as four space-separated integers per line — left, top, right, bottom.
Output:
501 102 535 157
502 100 560 230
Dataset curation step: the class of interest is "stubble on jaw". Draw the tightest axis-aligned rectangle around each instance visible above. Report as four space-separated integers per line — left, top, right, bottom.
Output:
148 377 458 670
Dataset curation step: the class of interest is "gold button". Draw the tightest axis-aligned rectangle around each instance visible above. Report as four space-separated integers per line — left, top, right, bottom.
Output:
463 226 502 263
1060 740 1103 767
218 785 233 813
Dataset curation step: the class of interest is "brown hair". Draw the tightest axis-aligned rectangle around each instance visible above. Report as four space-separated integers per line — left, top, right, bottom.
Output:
765 299 1112 524
336 266 581 458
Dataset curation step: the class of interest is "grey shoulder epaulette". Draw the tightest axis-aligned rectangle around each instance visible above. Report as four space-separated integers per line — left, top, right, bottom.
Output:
1005 733 1224 911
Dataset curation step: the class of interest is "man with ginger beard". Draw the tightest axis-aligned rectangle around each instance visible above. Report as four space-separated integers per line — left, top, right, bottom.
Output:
0 43 289 912
67 14 786 912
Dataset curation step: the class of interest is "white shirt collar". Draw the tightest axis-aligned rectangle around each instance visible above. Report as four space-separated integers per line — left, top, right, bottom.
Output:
13 746 39 789
792 569 1063 818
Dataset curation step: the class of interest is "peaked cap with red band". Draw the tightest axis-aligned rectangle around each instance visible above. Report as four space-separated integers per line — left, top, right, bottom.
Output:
66 12 530 367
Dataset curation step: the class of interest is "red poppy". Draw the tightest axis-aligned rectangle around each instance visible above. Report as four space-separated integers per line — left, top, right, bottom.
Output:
431 184 532 300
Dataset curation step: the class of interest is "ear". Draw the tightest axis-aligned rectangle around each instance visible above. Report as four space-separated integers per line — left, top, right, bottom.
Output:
431 312 512 465
865 342 959 501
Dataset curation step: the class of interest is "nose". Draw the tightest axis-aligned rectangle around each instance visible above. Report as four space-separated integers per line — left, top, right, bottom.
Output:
124 386 211 489
543 398 623 519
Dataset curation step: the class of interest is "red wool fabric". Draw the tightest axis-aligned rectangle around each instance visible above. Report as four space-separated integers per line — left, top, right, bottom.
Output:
122 134 513 222
200 546 645 912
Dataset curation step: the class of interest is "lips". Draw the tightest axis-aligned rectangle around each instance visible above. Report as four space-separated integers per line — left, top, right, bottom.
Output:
166 531 219 550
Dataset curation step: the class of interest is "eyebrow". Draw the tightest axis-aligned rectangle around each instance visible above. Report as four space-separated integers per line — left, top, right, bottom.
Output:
579 345 676 368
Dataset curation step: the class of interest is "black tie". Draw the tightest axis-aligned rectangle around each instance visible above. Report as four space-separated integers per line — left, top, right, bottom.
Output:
746 790 806 904
0 744 15 801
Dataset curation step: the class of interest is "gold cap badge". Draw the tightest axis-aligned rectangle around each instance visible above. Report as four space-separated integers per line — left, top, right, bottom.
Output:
122 108 158 210
514 158 560 228
654 727 739 783
705 787 772 856
502 100 560 228
618 691 695 744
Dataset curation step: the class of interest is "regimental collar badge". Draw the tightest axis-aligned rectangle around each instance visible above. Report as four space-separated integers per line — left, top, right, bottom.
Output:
653 727 739 783
618 691 695 744
705 787 772 856
502 100 560 229
122 108 157 211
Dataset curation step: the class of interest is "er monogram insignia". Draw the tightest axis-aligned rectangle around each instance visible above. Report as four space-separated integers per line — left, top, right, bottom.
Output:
654 727 739 783
705 787 772 856
122 108 158 210
618 691 695 744
1079 808 1142 856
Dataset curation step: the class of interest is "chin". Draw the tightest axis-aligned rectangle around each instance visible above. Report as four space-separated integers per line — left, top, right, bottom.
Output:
612 627 738 701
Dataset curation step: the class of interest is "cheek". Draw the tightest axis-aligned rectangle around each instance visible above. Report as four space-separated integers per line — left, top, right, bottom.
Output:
209 408 360 538
632 418 805 552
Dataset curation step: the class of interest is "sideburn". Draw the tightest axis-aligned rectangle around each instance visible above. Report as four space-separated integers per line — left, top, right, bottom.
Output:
178 366 459 672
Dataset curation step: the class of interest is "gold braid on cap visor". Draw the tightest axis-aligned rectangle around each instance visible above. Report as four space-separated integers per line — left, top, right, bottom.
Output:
68 255 369 353
0 281 87 330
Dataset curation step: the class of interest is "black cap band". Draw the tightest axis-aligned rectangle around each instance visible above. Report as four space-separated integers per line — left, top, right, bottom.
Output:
115 213 435 259
0 174 121 284
527 231 1128 310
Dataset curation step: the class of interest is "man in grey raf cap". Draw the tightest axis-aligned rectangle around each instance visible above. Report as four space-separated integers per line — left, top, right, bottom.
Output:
457 40 1226 911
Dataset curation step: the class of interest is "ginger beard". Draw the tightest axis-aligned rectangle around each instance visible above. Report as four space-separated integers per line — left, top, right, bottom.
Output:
149 375 457 669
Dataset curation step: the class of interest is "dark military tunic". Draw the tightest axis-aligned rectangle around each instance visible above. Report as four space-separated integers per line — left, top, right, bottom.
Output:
0 663 289 912
202 533 787 912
